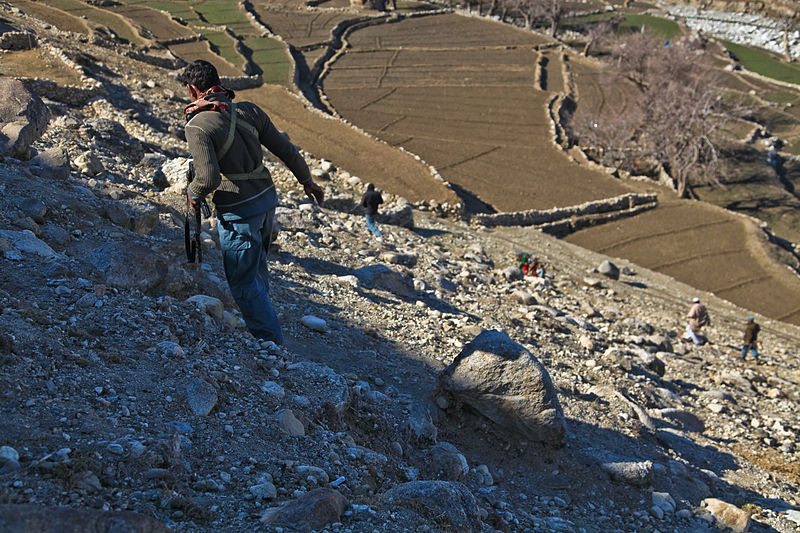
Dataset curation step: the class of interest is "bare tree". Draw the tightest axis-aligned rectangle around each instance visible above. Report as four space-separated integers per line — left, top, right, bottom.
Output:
581 19 618 56
779 13 798 63
528 0 564 37
514 0 537 30
571 34 733 197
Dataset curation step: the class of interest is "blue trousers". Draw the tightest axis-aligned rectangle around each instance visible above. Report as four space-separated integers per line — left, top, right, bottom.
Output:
217 208 283 344
741 343 758 360
365 214 382 237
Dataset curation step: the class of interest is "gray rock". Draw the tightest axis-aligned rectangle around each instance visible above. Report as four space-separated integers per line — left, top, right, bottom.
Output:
74 151 105 176
512 289 537 305
186 378 217 416
701 498 751 533
353 264 414 298
652 492 675 514
380 252 417 267
261 381 285 399
284 362 350 416
88 242 167 292
30 147 70 179
186 295 224 321
655 408 705 433
422 442 469 481
104 201 159 235
40 224 70 248
301 315 328 333
501 266 523 281
19 198 46 223
406 402 438 443
599 459 653 487
381 198 414 228
157 341 184 358
0 77 50 159
438 330 565 446
0 446 19 471
598 260 620 280
250 482 277 500
12 217 40 236
261 487 348 530
382 481 483 532
276 409 305 437
0 229 56 258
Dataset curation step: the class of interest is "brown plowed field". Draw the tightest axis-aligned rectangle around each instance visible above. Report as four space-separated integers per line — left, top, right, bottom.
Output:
107 4 194 41
15 0 91 35
567 199 800 324
169 40 241 77
324 14 631 211
40 0 147 45
249 6 352 49
238 84 456 203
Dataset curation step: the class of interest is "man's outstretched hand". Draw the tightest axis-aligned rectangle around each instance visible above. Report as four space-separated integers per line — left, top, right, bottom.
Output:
304 181 324 206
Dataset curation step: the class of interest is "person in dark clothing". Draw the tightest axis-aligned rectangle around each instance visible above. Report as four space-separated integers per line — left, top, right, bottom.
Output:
179 60 324 345
360 183 383 239
741 316 761 362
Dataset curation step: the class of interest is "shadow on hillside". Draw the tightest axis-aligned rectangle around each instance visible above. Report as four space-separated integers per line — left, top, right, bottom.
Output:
284 252 478 320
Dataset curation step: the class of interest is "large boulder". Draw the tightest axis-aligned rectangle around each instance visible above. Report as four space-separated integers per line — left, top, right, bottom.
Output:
0 77 49 160
0 504 167 532
382 481 483 532
381 198 414 228
438 330 565 446
261 488 348 530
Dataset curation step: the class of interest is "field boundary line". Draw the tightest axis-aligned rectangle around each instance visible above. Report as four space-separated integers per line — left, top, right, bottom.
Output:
359 87 397 110
439 146 502 171
594 219 733 253
649 248 748 270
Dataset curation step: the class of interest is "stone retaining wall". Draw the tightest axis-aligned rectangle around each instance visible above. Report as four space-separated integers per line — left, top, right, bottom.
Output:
220 74 263 90
471 193 658 228
0 31 36 50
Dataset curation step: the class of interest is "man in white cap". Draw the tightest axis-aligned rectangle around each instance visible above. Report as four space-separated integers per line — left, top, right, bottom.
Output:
684 297 711 345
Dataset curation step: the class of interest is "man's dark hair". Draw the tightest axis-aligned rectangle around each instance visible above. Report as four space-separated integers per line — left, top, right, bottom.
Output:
178 60 220 91
366 183 375 191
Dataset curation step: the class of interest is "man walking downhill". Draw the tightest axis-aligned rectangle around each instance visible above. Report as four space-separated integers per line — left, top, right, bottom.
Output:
179 60 324 345
684 297 711 345
360 183 383 240
741 316 761 362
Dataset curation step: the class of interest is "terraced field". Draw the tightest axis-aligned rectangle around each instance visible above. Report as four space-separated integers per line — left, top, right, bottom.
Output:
0 48 84 86
567 199 800 324
238 84 457 203
324 13 634 211
106 3 194 40
14 0 91 35
39 0 147 45
169 39 242 76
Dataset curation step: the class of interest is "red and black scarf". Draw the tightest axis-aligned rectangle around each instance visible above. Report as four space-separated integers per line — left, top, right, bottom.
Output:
183 85 236 120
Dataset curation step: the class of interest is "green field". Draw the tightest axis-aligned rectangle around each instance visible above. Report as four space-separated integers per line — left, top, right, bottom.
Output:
723 41 800 86
122 0 292 85
244 35 292 85
565 12 681 39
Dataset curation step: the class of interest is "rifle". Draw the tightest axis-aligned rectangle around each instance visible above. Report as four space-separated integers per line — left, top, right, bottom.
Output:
184 161 211 264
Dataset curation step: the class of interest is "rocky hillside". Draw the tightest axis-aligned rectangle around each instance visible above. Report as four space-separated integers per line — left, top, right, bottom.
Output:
1 3 800 533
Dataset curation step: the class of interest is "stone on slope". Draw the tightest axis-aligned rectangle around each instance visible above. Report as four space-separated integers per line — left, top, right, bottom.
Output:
438 330 565 446
74 151 105 176
284 362 350 416
276 409 305 437
0 77 50 159
30 147 70 179
301 315 328 333
701 498 751 532
186 378 217 416
422 442 469 481
19 199 46 223
0 229 56 259
381 197 414 228
353 264 414 298
104 201 159 235
598 260 620 280
261 487 348 530
382 481 483 532
186 295 224 321
88 242 167 292
0 504 167 532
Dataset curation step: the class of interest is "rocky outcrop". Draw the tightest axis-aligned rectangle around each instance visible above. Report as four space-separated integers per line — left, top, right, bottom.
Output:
0 77 49 160
438 330 566 446
261 488 348 530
